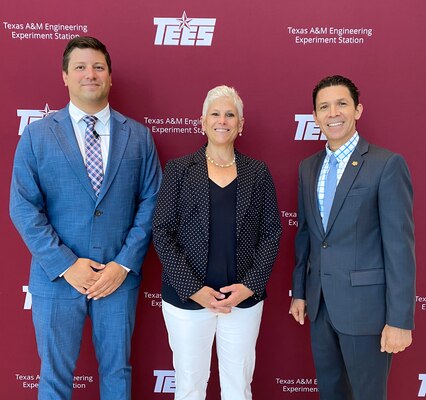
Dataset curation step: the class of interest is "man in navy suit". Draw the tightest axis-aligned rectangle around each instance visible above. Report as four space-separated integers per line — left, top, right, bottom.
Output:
10 36 162 399
290 75 415 400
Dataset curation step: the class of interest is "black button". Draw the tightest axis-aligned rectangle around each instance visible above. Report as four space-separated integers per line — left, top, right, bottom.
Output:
95 210 103 217
321 242 328 249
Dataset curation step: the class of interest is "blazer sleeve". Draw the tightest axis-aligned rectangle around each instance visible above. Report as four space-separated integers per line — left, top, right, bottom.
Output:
152 160 205 300
378 153 416 329
239 164 282 299
9 127 78 280
113 128 163 273
292 161 310 300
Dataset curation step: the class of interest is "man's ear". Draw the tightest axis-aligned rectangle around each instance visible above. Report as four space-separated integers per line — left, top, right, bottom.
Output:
355 103 363 121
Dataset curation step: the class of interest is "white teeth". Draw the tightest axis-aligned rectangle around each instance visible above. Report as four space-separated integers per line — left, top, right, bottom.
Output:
328 122 343 127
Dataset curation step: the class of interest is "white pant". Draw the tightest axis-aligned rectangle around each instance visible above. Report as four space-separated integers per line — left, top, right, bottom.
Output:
162 300 264 400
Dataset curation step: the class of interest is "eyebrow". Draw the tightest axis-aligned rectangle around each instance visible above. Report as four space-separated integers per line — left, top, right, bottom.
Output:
318 97 349 105
210 109 236 113
70 61 106 65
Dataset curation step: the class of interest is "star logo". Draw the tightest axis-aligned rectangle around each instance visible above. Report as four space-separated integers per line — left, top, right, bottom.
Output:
177 11 192 31
40 103 54 118
154 12 216 46
17 104 58 135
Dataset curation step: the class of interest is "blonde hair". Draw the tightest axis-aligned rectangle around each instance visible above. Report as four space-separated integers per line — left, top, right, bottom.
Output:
202 85 244 118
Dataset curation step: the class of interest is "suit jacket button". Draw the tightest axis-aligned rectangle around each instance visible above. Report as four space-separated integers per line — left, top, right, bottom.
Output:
95 210 103 217
321 242 328 249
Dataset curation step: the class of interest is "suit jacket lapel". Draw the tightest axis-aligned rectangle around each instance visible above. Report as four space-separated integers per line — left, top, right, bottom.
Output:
309 151 326 236
235 151 255 240
52 108 97 202
325 137 369 234
189 147 210 240
97 110 129 203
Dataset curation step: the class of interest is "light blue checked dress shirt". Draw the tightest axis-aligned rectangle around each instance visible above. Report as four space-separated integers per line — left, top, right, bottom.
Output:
317 132 359 221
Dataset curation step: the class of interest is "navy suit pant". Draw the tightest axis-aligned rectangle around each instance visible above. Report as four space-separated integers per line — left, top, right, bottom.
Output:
310 297 392 400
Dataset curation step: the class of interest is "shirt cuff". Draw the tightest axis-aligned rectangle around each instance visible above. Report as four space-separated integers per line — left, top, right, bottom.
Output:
120 264 130 273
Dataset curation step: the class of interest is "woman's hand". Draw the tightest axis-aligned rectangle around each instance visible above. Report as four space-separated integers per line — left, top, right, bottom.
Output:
190 286 229 313
210 284 254 310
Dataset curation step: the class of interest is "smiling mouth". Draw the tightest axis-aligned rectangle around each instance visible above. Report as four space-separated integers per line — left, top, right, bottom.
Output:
328 122 343 127
214 128 230 132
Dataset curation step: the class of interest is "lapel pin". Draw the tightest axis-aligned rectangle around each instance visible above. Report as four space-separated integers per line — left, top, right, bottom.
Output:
352 161 358 166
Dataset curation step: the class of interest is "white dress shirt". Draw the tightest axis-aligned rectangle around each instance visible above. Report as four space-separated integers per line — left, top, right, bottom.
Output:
60 102 129 276
68 101 111 172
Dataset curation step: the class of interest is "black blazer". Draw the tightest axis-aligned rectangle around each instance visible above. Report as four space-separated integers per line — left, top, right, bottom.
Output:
153 145 282 303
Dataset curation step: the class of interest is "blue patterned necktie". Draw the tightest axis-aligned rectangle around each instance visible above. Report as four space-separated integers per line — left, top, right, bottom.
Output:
83 115 103 196
322 154 338 230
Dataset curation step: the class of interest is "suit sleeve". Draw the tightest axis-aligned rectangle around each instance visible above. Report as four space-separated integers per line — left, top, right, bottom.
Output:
239 164 282 299
113 128 162 273
9 127 78 280
152 160 205 301
378 154 415 329
292 161 310 300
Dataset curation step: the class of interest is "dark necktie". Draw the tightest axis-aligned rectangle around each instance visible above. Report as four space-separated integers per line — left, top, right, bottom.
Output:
83 115 103 196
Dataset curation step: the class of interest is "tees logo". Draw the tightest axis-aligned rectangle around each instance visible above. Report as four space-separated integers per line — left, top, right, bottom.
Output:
153 370 175 393
23 285 32 310
154 11 216 46
294 114 326 140
419 374 426 397
17 104 56 135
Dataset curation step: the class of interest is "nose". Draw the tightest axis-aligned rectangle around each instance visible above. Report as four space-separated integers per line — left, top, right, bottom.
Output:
85 67 96 78
218 114 226 124
329 104 339 116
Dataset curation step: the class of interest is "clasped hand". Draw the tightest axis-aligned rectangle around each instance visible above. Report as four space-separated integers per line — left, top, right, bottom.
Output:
63 258 128 300
190 284 254 313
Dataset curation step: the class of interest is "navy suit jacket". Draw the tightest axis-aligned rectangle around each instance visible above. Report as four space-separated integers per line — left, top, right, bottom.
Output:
292 136 415 335
10 106 162 299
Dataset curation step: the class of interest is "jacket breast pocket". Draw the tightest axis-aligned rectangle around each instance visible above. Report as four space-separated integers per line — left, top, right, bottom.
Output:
117 158 143 188
347 187 369 197
350 268 385 286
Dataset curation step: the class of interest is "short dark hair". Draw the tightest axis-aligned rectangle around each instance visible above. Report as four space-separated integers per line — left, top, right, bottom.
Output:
313 75 360 111
62 36 111 73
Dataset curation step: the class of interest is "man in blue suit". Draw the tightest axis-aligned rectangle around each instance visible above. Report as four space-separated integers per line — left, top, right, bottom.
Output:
10 36 162 399
290 75 415 400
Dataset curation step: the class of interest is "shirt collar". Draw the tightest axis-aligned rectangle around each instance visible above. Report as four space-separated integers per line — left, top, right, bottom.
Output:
325 132 359 162
68 101 111 126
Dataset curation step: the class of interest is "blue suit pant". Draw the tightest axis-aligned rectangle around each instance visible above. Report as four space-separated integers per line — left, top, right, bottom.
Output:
32 287 139 400
310 298 392 400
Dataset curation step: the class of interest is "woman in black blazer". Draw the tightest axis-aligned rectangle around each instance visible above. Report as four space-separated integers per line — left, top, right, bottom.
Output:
153 85 282 400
